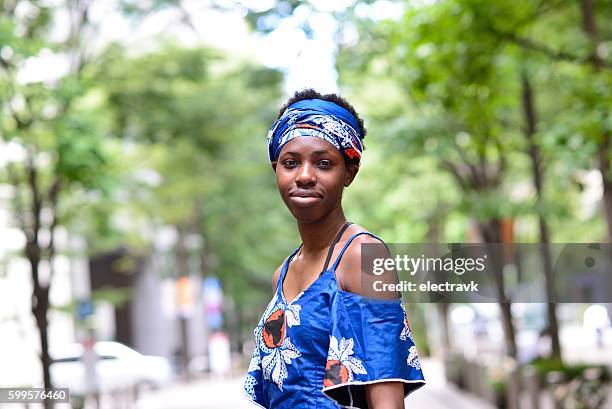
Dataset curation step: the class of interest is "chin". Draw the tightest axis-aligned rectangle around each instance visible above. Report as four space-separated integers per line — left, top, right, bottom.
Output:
289 208 320 223
286 204 330 224
281 194 337 224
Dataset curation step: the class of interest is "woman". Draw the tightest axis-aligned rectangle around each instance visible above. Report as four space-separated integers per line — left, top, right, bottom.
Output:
243 89 425 408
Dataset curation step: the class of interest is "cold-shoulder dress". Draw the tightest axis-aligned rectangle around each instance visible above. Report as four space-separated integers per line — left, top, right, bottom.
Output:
243 226 426 408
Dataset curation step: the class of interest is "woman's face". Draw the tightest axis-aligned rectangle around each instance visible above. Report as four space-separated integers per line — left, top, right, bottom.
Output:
273 137 358 223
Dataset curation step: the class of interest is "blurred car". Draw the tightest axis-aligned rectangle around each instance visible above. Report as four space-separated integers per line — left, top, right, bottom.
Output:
50 341 173 395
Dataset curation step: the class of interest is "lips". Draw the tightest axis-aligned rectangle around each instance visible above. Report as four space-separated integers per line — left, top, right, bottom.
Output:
288 191 322 206
290 191 321 198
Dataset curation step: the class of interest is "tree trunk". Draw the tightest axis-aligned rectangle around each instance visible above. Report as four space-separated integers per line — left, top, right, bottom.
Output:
599 137 612 242
478 219 521 409
579 0 612 242
28 252 54 409
477 219 518 360
427 210 452 357
23 155 55 408
175 228 191 382
521 72 562 360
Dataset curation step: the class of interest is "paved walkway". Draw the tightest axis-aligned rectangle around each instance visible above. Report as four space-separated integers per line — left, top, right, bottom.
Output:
135 359 494 409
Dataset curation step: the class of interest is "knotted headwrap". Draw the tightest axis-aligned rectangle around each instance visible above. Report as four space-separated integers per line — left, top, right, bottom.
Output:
267 99 364 164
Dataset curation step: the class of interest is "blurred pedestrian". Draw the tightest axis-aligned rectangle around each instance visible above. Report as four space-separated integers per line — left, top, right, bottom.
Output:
583 304 610 349
82 334 100 408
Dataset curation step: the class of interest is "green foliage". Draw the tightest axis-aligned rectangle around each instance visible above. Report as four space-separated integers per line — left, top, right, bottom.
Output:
529 357 611 384
0 1 120 243
337 0 612 242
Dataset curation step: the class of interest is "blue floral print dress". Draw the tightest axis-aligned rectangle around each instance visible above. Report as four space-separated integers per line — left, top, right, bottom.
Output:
243 231 426 408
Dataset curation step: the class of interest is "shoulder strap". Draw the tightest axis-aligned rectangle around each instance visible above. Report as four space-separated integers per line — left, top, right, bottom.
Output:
320 222 353 275
331 231 386 272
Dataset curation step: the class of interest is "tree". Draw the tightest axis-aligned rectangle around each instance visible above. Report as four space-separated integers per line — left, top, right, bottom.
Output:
521 69 561 359
376 0 522 361
0 1 114 403
479 0 612 241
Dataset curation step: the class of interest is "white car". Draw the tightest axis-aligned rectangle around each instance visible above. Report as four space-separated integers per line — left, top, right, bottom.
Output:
50 341 173 396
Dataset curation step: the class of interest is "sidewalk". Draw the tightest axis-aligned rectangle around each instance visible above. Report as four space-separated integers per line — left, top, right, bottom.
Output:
405 358 494 409
135 358 494 409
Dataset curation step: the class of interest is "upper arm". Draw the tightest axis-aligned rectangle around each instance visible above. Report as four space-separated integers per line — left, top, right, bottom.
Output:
335 234 400 300
366 382 405 409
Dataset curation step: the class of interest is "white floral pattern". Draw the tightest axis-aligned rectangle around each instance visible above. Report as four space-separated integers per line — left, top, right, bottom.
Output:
248 347 261 372
407 345 421 370
261 336 300 390
285 303 301 327
326 336 367 382
253 297 303 391
244 373 258 400
399 300 421 370
399 299 414 342
244 341 261 400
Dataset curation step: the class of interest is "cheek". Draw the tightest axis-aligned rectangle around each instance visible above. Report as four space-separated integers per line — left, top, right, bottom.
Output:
322 172 346 196
275 169 292 191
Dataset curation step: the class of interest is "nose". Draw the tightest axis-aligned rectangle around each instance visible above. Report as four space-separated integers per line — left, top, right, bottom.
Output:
296 162 316 187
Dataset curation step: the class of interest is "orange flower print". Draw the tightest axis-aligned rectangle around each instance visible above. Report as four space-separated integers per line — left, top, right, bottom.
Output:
323 336 367 387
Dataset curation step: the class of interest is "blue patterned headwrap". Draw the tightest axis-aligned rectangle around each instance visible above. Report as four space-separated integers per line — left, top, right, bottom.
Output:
267 99 364 164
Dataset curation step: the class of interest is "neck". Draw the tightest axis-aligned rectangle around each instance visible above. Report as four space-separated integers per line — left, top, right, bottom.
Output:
296 206 347 255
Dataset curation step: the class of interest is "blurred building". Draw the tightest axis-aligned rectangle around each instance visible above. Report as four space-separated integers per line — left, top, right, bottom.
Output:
0 219 210 386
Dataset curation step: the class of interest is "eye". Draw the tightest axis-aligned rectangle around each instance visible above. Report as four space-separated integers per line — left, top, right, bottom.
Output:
317 160 333 168
282 159 299 168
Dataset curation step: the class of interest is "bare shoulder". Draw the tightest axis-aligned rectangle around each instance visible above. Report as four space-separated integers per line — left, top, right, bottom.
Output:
272 258 287 292
336 227 399 299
